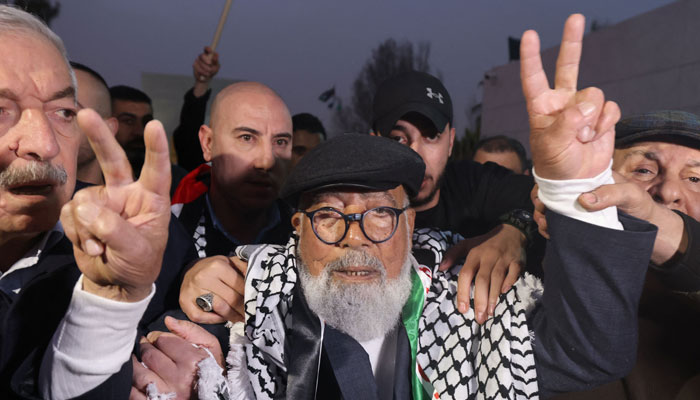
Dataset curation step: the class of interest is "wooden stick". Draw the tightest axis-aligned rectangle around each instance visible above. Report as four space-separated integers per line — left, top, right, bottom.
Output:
210 0 233 51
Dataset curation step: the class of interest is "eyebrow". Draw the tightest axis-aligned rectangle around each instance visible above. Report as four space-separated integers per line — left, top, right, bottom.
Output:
0 86 76 106
359 191 399 207
389 124 409 135
48 87 76 102
311 191 399 208
233 127 292 139
117 112 138 119
624 150 659 162
233 126 261 135
687 160 700 168
0 88 19 101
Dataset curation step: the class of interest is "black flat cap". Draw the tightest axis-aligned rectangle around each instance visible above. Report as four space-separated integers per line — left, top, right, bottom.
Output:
372 71 453 137
281 133 425 207
616 110 700 150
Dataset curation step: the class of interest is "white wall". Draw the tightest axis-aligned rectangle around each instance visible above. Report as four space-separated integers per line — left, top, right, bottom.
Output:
481 0 700 155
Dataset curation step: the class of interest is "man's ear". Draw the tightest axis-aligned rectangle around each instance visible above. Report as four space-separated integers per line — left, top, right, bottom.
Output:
291 212 303 232
199 125 213 162
105 117 119 136
447 125 456 157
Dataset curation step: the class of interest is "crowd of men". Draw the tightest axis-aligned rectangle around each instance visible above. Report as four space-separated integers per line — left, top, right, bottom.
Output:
0 5 699 400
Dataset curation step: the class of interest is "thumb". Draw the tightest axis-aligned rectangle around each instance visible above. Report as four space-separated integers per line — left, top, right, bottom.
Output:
578 183 631 212
165 317 219 348
165 316 224 366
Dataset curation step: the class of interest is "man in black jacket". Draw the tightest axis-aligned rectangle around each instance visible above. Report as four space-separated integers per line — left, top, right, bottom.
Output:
173 46 220 172
0 7 195 398
172 82 295 323
371 71 540 323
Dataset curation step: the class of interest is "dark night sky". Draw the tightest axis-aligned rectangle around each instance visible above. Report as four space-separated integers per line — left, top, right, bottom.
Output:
51 0 675 136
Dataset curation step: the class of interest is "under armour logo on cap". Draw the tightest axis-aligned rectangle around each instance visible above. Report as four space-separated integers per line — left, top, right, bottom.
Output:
426 87 444 104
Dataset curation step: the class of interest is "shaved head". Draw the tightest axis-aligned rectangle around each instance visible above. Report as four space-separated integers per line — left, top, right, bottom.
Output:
198 81 292 220
210 81 291 131
74 69 111 118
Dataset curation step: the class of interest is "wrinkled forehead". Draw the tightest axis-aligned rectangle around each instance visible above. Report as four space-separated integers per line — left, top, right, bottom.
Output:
302 186 406 209
212 86 292 129
615 141 700 168
0 32 74 99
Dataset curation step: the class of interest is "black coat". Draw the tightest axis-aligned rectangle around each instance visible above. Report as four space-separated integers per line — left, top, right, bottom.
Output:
0 218 197 399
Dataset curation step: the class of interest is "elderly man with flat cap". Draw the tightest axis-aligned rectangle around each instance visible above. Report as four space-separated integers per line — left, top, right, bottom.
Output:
42 14 657 399
540 110 700 399
130 123 656 399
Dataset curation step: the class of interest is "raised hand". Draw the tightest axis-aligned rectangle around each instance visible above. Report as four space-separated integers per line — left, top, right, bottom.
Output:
193 45 220 97
521 14 620 180
60 109 171 302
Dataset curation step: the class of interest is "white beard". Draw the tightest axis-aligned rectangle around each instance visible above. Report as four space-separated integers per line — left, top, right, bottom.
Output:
298 249 413 342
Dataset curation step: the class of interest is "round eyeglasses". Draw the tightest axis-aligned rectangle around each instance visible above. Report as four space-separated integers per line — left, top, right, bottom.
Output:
300 206 408 245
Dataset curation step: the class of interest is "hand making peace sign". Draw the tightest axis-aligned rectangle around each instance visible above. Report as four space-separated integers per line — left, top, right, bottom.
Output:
60 109 172 302
521 14 620 181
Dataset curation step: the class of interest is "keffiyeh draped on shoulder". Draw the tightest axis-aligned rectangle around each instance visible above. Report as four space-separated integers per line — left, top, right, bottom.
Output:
195 229 542 399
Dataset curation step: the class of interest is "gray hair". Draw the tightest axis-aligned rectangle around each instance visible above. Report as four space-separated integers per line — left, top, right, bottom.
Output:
0 5 76 91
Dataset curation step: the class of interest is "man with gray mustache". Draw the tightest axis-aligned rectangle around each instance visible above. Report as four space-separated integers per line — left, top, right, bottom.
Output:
0 162 68 194
0 6 80 292
0 6 198 399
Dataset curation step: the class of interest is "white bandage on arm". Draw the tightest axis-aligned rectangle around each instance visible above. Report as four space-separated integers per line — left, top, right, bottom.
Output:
533 161 623 231
39 275 155 400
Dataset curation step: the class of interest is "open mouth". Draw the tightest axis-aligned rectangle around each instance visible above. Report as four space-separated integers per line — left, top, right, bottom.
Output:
340 270 371 277
333 268 380 279
248 177 274 185
249 181 273 187
8 182 55 196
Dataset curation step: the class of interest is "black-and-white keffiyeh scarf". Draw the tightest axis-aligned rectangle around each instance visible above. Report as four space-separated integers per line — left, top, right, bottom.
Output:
195 228 542 399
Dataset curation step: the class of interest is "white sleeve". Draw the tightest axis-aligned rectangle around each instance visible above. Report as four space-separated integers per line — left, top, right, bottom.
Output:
39 275 155 400
533 161 623 231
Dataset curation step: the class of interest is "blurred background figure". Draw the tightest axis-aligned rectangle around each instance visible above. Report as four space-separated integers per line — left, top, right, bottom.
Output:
472 135 529 175
109 85 154 173
109 85 187 195
291 112 326 167
174 46 220 171
69 62 118 185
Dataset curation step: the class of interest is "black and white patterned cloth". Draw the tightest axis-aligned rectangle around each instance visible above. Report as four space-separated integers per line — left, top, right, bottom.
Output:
195 229 542 399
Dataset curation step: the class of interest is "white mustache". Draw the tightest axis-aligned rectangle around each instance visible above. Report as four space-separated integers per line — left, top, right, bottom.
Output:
0 162 67 188
325 249 385 276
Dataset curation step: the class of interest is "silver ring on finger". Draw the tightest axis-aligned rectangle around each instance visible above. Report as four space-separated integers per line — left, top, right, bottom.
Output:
196 292 215 312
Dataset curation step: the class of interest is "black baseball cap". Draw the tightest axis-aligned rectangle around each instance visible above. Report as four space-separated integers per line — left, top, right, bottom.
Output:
372 71 453 137
616 110 700 150
281 133 425 207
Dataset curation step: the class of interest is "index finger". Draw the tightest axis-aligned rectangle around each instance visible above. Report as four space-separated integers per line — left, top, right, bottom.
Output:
520 29 550 103
137 120 171 197
78 109 133 187
553 14 585 91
